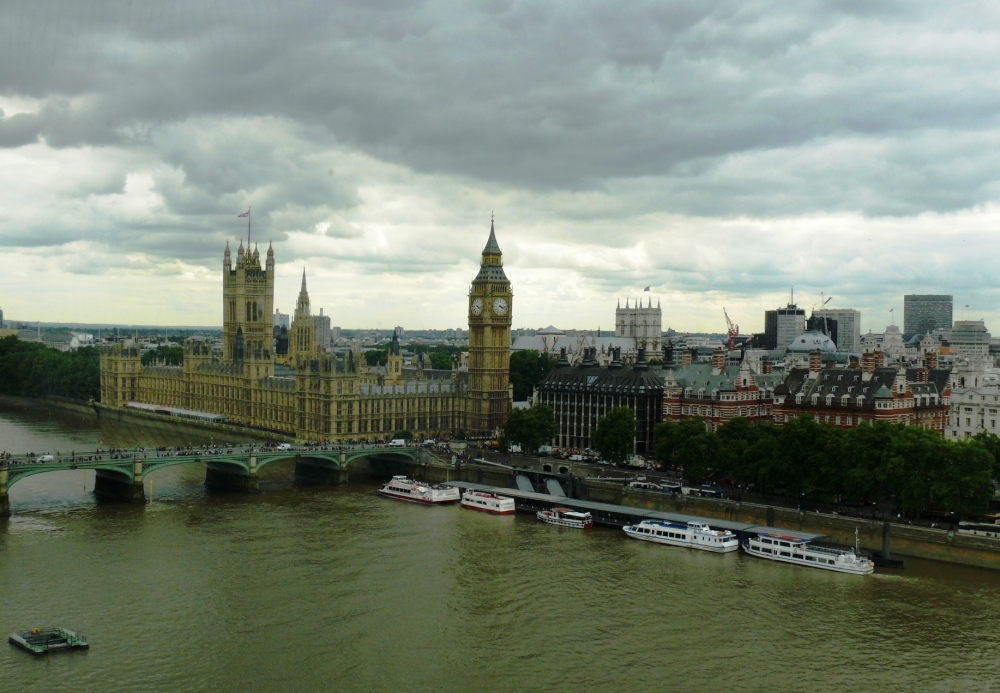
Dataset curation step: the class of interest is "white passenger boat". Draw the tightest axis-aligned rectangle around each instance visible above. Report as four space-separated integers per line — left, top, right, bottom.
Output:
461 489 516 515
536 507 593 529
378 475 460 505
743 532 874 575
622 520 739 553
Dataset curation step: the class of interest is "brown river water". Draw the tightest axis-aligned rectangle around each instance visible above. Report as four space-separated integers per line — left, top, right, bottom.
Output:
1 401 999 693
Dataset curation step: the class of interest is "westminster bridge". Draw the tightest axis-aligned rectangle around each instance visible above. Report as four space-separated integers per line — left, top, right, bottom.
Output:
0 444 432 516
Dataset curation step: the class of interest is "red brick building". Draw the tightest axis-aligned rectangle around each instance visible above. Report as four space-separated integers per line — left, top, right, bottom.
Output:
772 351 951 431
662 349 782 432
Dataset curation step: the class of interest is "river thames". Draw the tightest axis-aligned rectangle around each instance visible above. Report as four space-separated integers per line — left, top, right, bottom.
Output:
2 402 1000 693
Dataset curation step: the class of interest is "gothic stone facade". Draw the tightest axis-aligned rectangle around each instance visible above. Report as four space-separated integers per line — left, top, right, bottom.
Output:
100 227 512 441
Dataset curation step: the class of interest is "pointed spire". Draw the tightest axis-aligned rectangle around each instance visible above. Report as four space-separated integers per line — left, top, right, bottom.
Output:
482 216 501 255
267 240 274 255
295 268 311 319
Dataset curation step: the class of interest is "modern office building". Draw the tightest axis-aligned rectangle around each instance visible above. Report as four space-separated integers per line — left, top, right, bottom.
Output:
949 320 992 364
813 308 861 353
764 303 806 351
313 309 332 348
904 295 952 337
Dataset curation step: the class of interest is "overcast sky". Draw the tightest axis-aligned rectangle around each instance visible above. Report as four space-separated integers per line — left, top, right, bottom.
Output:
2 0 1000 333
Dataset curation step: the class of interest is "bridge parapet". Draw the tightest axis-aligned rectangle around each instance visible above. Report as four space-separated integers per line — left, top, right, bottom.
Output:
0 444 431 516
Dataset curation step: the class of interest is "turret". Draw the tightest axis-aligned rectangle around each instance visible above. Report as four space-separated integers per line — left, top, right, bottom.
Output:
266 241 274 270
237 240 245 268
295 268 311 319
224 241 231 271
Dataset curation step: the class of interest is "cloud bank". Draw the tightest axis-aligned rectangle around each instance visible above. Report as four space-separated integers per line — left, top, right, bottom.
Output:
1 0 999 332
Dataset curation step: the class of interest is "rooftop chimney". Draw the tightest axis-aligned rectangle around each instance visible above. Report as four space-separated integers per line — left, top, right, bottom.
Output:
761 358 773 375
809 350 822 374
609 347 624 369
861 352 875 381
634 347 648 371
874 351 886 368
925 351 938 369
917 367 928 383
556 347 570 368
681 349 693 368
711 348 726 374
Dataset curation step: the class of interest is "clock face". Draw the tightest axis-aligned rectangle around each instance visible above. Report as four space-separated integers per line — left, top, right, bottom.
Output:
493 298 508 316
471 297 483 315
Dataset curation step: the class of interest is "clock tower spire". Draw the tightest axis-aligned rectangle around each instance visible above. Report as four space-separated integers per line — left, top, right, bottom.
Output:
467 217 513 437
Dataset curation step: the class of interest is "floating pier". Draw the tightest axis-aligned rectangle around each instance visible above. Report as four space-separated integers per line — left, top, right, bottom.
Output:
9 627 89 655
443 481 824 544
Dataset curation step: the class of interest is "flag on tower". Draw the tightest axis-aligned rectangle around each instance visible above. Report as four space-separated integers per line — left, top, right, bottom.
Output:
238 209 250 218
644 286 651 291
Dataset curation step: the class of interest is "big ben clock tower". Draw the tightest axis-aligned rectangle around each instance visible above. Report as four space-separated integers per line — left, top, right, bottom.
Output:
467 218 513 437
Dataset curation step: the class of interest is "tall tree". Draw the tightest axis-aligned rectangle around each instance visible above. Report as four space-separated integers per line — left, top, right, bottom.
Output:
593 407 637 465
509 350 558 401
503 404 558 455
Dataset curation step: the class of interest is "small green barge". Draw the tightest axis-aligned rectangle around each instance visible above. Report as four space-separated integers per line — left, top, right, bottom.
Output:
9 627 89 655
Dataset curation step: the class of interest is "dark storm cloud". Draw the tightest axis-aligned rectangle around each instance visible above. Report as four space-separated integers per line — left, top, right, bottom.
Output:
3 0 1000 216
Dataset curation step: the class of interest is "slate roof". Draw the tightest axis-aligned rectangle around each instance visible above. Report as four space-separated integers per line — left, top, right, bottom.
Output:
473 264 509 283
667 363 780 394
779 367 950 406
538 362 664 396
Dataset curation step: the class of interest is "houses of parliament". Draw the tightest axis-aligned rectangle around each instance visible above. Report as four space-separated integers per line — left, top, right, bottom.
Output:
100 223 513 441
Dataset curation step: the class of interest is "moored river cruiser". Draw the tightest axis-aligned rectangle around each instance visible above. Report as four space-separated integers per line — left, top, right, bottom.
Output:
743 532 874 575
623 520 739 553
461 489 516 515
378 476 460 505
537 507 593 529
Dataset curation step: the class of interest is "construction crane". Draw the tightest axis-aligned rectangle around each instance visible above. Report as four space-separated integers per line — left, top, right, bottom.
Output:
723 308 739 351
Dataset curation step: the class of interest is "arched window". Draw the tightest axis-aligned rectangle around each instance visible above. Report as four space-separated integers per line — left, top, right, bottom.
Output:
246 303 252 322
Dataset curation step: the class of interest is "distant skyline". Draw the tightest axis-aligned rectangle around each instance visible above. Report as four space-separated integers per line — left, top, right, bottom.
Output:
3 2 1000 333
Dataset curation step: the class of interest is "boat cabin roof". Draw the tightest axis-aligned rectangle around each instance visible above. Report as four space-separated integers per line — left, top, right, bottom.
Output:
758 532 809 544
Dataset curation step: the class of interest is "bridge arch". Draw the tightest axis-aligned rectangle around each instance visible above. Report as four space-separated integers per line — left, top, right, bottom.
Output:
6 462 135 490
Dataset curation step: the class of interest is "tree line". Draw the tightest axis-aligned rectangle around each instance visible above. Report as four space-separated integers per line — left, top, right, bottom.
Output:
653 416 998 517
0 336 101 401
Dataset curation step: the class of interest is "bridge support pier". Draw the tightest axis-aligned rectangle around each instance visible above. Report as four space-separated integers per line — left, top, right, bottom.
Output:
205 462 259 493
294 456 348 485
0 465 8 517
93 469 145 503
